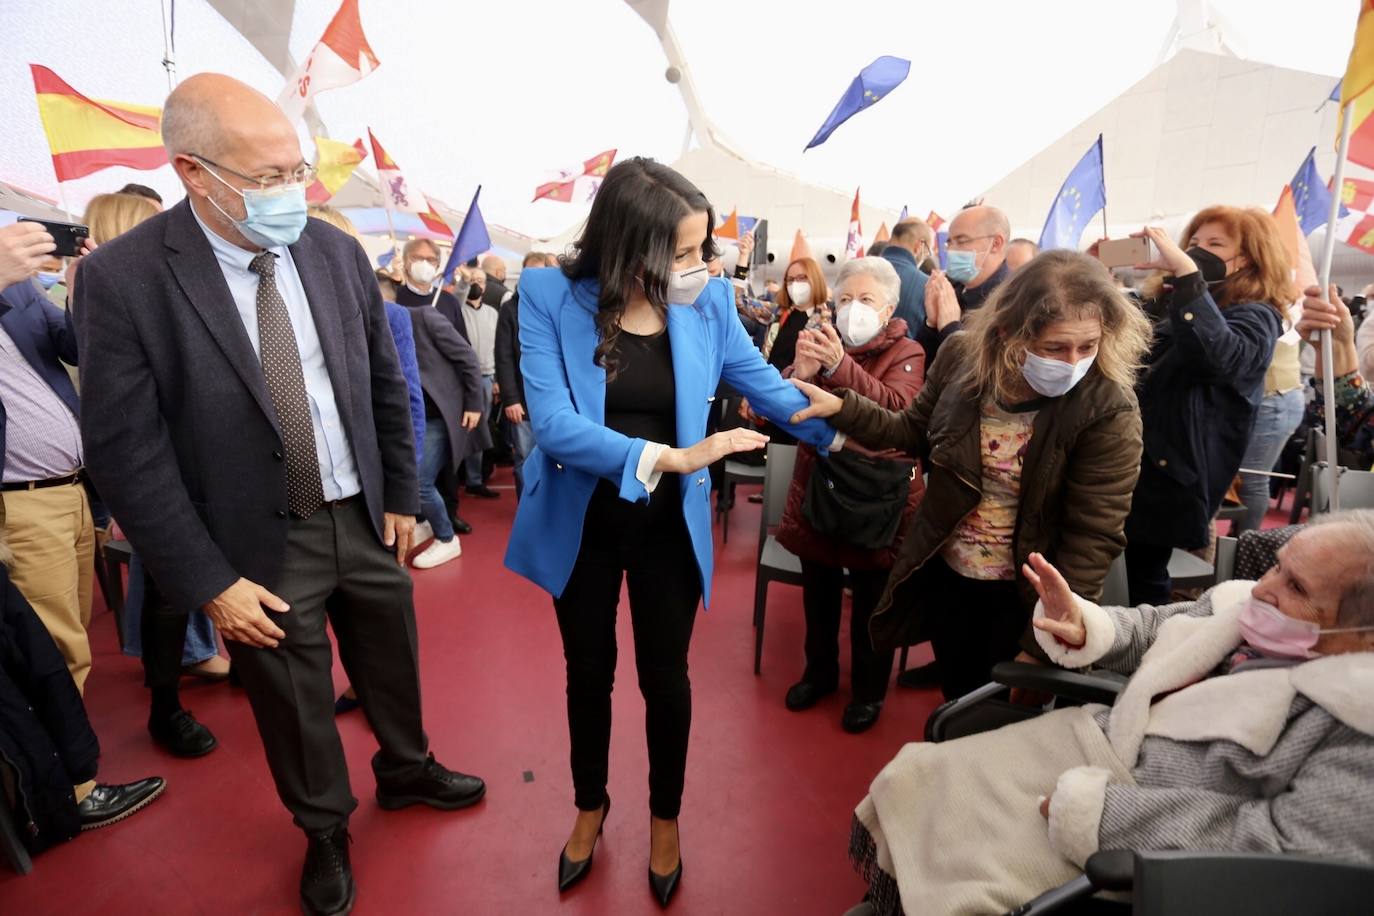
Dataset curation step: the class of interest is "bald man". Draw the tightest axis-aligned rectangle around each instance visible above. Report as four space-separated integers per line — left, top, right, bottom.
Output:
479 254 510 309
1005 237 1040 273
916 204 1012 362
881 218 934 337
76 74 484 916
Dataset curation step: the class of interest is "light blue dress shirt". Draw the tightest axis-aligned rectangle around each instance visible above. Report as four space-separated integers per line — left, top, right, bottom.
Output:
191 205 361 501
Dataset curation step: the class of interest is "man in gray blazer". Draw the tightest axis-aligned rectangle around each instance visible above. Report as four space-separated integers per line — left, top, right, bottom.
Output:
76 74 484 916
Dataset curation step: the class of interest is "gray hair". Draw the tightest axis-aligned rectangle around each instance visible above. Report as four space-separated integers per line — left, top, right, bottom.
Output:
835 256 901 308
160 91 220 159
1310 508 1374 627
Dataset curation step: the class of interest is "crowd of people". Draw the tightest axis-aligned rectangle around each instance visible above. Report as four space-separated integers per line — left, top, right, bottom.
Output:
0 71 1371 916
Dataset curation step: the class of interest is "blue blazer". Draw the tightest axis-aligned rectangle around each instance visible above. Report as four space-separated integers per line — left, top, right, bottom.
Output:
505 270 835 606
0 281 80 481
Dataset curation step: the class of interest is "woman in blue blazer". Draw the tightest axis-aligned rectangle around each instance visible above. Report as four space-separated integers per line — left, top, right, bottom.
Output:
505 159 836 906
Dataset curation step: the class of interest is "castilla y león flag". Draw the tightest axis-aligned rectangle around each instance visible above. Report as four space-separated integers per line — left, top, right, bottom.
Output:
277 0 380 122
29 64 167 182
532 149 617 202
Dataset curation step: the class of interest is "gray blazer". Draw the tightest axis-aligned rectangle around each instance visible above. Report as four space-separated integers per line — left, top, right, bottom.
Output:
76 200 420 613
403 304 489 466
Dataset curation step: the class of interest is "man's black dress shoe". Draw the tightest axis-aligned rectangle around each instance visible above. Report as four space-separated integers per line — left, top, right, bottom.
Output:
465 485 501 499
558 794 610 892
375 754 486 810
301 826 355 916
452 517 473 535
149 709 217 757
78 777 166 830
784 680 837 712
841 701 883 734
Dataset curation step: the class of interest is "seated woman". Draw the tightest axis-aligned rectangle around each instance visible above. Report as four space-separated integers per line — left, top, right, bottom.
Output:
774 257 925 732
790 251 1152 699
842 510 1374 916
1295 282 1374 470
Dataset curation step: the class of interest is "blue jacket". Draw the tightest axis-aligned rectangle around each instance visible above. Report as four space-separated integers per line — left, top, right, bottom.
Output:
384 301 425 464
1125 272 1282 549
505 271 836 606
0 281 80 481
880 246 928 337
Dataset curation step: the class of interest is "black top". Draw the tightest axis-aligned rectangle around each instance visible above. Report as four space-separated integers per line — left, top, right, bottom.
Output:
766 307 811 372
394 284 464 335
604 328 676 447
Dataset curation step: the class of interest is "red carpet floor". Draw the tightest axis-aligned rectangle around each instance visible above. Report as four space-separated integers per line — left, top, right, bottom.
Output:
1 467 943 915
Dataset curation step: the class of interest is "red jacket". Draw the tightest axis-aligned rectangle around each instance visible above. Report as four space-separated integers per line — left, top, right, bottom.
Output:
775 319 926 570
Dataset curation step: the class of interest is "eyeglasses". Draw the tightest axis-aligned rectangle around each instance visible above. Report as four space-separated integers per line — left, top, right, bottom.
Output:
947 234 993 249
193 154 316 190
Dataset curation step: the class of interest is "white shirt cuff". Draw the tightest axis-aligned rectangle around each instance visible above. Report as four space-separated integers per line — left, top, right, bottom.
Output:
637 442 669 494
828 431 847 451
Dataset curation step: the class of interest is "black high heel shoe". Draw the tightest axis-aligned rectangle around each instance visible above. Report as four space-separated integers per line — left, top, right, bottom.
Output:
648 819 683 908
557 795 610 893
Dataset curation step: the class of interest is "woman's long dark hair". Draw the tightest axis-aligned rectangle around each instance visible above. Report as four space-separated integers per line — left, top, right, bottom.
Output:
560 157 717 379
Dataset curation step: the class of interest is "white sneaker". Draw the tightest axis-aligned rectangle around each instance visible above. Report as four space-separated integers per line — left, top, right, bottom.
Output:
413 520 434 546
412 537 462 569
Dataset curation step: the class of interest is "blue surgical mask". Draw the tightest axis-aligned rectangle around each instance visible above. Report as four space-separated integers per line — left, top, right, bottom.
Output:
34 271 64 290
202 163 308 249
1021 351 1095 397
945 248 980 284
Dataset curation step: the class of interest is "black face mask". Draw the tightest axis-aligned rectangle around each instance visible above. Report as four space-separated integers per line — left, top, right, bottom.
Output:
468 283 484 301
1185 246 1229 284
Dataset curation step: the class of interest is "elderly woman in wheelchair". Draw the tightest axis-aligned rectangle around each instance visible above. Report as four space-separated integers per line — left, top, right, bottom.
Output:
847 511 1374 916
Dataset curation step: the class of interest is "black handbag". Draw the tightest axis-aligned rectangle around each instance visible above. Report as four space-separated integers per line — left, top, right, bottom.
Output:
801 451 914 550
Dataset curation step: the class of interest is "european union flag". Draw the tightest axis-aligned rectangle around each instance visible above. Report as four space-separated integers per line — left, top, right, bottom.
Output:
1290 147 1347 235
1038 135 1106 251
804 56 910 151
442 185 492 284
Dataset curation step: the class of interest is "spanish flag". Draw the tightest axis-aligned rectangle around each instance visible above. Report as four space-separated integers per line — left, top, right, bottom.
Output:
306 137 367 203
1341 0 1374 167
30 65 167 182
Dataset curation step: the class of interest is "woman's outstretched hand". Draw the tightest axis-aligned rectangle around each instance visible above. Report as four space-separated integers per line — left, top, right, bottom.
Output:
657 428 771 475
787 377 844 424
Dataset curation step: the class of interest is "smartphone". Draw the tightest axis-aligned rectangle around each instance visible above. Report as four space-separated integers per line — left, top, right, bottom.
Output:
806 302 832 330
1097 237 1150 269
18 218 89 258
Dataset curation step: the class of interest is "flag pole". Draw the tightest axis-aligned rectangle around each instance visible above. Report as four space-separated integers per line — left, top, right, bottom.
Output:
383 205 399 261
1315 101 1356 512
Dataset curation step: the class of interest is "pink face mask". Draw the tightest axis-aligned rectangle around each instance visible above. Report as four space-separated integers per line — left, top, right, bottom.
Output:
1238 597 1374 659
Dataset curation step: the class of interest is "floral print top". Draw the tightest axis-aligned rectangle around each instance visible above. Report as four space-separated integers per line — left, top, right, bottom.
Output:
1305 370 1374 471
942 400 1039 580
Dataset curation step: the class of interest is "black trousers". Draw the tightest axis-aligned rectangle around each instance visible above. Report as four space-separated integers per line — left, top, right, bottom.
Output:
922 556 1026 701
139 567 190 690
553 480 700 820
224 499 429 832
1124 541 1174 606
799 560 894 703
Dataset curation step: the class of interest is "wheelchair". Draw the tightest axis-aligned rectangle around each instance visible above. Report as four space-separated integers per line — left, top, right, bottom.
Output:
850 526 1374 914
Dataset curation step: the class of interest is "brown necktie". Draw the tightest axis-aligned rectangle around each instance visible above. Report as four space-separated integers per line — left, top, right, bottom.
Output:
249 252 324 518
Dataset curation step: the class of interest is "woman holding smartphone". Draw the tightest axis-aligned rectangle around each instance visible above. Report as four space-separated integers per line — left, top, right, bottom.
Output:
504 158 838 907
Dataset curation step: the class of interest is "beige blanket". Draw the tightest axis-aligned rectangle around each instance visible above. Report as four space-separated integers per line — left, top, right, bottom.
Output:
851 706 1133 915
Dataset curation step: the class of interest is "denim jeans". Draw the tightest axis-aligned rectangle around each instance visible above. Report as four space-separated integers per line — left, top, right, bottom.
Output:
122 552 219 664
1235 388 1306 533
420 417 456 541
462 374 495 488
508 417 536 499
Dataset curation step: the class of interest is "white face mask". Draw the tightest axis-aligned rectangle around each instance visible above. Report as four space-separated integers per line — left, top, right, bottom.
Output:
787 280 812 307
835 301 884 348
1020 351 1095 397
408 260 438 285
667 264 709 305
